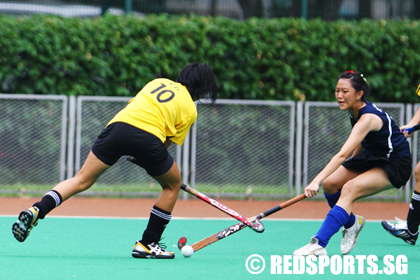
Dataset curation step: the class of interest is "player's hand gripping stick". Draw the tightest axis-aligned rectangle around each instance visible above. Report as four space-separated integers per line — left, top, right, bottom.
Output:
402 124 420 135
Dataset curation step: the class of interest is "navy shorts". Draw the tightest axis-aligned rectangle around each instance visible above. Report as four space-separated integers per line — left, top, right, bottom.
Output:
342 152 412 189
91 122 174 176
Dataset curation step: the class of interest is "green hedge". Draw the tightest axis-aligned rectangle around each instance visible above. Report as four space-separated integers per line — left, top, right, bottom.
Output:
1 14 420 102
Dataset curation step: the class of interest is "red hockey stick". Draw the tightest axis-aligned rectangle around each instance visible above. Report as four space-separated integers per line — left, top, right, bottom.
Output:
178 194 306 252
181 184 264 233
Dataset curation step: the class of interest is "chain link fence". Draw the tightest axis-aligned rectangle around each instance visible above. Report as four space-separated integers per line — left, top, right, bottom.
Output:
0 94 68 195
192 100 295 199
1 0 419 20
0 94 416 201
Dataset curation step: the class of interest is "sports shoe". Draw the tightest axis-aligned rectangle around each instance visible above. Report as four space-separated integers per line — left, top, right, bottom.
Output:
293 236 327 256
132 240 175 259
12 206 40 242
381 217 418 245
341 215 365 255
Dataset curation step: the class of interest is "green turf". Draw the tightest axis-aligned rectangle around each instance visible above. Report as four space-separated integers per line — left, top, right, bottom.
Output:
1 217 419 280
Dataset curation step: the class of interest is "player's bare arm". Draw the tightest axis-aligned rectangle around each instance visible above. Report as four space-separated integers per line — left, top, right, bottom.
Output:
304 114 382 198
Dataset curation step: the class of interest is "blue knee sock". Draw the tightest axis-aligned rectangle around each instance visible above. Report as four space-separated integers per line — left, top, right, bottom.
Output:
315 205 350 247
344 212 355 229
324 191 341 208
324 191 355 229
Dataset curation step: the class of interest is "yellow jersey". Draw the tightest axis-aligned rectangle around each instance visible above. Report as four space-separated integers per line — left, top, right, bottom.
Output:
108 78 197 145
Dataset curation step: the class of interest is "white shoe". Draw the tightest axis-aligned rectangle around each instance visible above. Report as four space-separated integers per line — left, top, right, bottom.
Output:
381 217 418 245
132 240 175 259
293 236 327 256
341 215 365 255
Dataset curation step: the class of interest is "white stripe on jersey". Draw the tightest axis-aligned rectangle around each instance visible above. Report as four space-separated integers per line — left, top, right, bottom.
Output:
385 112 393 158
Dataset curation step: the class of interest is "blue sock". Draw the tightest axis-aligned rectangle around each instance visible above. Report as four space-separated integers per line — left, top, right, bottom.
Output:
315 205 350 247
324 191 355 229
344 213 355 229
324 191 341 208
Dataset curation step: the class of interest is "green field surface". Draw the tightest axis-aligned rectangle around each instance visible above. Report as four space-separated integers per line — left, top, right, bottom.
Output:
0 217 419 280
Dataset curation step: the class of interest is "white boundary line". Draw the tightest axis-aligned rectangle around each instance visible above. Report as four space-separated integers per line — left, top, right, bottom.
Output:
0 215 385 223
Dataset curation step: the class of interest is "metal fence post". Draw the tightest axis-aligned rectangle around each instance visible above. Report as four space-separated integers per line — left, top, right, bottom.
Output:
295 101 303 195
67 96 76 179
124 0 133 14
301 0 308 19
182 131 190 200
406 103 413 203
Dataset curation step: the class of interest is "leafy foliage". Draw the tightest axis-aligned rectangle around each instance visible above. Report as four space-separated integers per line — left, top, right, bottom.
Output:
0 15 420 102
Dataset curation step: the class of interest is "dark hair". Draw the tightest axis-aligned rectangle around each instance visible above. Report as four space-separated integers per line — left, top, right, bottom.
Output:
177 62 217 102
338 71 369 101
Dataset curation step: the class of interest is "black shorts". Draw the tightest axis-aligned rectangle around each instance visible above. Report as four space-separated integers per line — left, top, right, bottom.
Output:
342 152 412 189
91 122 174 176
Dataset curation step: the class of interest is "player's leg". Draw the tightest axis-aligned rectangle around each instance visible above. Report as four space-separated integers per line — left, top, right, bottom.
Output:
293 166 361 256
132 158 181 259
406 162 420 237
294 168 391 256
54 151 110 200
336 167 392 212
152 161 183 213
382 161 420 245
334 168 392 254
322 166 362 229
322 165 362 196
322 166 358 209
143 160 182 243
12 151 110 242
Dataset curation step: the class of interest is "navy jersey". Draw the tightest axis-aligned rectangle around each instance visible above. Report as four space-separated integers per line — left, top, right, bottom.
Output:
349 101 410 158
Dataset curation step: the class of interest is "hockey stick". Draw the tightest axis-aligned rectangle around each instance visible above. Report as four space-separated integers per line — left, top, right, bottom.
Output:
127 156 264 232
178 194 306 252
180 184 264 233
402 124 420 135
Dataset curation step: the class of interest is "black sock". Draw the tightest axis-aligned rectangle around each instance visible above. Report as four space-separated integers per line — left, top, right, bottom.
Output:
141 205 172 245
33 190 62 219
407 191 420 234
